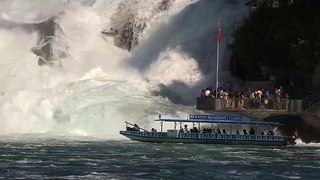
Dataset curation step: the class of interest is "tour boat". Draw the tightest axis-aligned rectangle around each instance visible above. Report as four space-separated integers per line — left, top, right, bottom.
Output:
119 114 296 146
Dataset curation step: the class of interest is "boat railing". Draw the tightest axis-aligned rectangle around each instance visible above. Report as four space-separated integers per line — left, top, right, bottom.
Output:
177 133 285 141
196 97 301 111
121 130 288 142
121 131 166 137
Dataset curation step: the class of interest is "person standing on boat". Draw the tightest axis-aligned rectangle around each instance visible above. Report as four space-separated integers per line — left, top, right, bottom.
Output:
184 124 189 133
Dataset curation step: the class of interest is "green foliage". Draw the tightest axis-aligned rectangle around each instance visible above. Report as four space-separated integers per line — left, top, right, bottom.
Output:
231 0 320 86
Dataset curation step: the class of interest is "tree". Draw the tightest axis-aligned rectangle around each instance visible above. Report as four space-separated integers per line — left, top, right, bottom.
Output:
230 0 320 98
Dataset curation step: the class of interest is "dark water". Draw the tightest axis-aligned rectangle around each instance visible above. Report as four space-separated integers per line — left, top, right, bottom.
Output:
1 137 320 179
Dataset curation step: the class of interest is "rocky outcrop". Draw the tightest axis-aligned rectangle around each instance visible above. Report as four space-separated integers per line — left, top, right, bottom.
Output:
264 113 320 143
103 0 171 51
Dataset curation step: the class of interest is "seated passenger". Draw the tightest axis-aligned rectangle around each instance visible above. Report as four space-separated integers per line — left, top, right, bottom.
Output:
201 128 207 133
261 132 264 135
267 129 274 135
201 89 206 97
236 130 240 134
249 127 255 135
217 128 221 134
222 129 227 134
133 124 140 131
193 127 198 133
126 127 136 131
179 128 184 133
243 129 248 135
151 128 155 132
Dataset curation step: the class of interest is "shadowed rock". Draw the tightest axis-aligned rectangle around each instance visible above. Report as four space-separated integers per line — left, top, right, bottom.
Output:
264 113 320 143
102 0 171 51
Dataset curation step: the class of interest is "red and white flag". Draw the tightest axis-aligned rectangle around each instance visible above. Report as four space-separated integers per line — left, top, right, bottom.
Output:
217 18 222 45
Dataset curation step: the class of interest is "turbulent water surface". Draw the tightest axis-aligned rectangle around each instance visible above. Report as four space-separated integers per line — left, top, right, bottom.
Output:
1 137 320 179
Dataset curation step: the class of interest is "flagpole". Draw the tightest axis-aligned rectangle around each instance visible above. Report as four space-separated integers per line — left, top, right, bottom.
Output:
215 18 220 98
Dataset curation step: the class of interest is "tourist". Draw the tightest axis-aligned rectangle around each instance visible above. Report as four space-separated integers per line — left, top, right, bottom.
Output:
205 88 211 97
222 129 227 134
201 89 206 97
179 128 184 133
249 127 255 135
243 129 248 135
217 128 221 134
267 129 274 135
184 124 189 133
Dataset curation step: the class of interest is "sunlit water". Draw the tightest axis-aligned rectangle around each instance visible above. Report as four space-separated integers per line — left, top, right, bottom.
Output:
1 136 320 179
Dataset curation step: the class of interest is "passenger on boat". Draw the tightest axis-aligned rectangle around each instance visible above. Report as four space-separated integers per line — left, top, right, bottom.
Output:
222 129 227 134
243 129 248 134
193 127 199 133
261 132 265 135
179 128 184 133
201 128 207 133
249 127 255 135
267 129 274 135
201 89 206 97
151 128 157 132
184 125 189 133
236 130 240 134
205 88 211 97
133 124 140 131
217 128 221 134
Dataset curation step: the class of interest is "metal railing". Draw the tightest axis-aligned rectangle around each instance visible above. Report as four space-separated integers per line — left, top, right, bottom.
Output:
221 98 289 110
196 97 300 111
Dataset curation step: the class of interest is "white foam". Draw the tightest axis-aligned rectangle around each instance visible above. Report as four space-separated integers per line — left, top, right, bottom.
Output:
295 139 320 147
0 0 246 139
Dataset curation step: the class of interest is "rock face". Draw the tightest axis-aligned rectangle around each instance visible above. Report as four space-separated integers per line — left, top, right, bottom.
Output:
104 0 171 51
264 113 320 143
33 18 69 67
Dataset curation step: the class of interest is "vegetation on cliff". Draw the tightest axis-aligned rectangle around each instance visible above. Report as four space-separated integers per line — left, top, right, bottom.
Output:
230 0 320 98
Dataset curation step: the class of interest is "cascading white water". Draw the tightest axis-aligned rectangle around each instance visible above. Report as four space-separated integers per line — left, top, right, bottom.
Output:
0 0 247 138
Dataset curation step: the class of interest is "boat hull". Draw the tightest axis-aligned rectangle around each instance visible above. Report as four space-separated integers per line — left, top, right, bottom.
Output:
120 131 295 146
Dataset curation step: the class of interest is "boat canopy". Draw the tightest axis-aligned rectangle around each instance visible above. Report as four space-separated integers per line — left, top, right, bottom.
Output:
155 114 282 126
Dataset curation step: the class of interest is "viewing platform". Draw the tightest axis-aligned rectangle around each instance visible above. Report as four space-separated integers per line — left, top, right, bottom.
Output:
196 97 303 112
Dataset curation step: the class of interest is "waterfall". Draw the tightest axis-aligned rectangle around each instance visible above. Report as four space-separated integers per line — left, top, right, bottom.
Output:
0 0 247 138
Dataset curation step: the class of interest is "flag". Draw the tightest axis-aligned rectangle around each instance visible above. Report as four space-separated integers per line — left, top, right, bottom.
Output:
217 18 222 45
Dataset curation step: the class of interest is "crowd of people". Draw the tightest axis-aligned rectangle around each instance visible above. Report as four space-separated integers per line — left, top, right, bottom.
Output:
200 86 289 109
179 124 274 136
